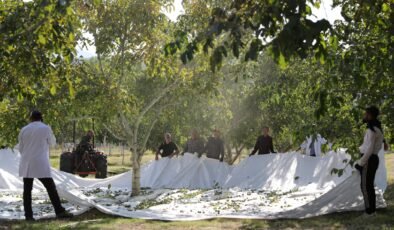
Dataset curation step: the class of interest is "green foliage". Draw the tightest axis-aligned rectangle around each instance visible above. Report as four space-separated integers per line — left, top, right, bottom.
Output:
0 0 80 101
182 0 391 150
165 0 332 71
0 0 81 146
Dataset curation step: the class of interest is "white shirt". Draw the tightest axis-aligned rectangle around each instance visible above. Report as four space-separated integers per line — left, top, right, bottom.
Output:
358 127 384 166
313 134 327 157
300 134 327 156
18 121 56 178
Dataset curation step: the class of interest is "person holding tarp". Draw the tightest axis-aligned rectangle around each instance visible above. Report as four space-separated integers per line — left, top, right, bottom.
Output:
300 134 327 157
182 129 205 157
204 129 225 162
249 126 275 156
354 106 385 217
18 110 73 221
155 133 179 160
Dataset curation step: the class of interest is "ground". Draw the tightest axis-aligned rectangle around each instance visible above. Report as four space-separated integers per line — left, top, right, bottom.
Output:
1 148 393 229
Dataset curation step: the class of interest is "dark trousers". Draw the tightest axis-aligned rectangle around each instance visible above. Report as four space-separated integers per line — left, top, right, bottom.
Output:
23 178 65 218
360 154 379 214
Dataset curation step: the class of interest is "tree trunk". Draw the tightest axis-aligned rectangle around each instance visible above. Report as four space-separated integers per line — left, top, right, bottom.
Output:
103 135 107 147
121 144 125 165
231 145 244 165
131 146 141 196
225 143 232 164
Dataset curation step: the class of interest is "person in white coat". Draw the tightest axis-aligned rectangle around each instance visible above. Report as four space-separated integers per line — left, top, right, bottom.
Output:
300 134 327 157
354 106 384 216
18 110 72 221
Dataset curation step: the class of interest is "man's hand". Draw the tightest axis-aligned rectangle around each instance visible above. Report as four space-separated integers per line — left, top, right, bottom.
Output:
354 163 363 173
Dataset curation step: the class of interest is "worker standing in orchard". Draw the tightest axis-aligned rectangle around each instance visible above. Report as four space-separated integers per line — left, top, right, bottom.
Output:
18 110 73 221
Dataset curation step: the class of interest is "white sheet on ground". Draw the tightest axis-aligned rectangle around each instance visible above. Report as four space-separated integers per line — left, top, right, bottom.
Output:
0 148 387 220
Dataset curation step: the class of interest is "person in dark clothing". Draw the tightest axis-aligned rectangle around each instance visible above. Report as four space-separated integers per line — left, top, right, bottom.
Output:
354 106 385 216
249 127 275 156
155 133 179 160
204 129 225 162
183 129 205 156
76 130 94 154
75 130 95 170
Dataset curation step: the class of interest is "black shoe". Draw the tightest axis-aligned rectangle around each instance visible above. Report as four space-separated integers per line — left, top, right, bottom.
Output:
56 210 73 219
25 217 35 221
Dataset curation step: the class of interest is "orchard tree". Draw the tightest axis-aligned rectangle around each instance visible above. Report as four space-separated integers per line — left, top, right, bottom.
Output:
78 0 214 196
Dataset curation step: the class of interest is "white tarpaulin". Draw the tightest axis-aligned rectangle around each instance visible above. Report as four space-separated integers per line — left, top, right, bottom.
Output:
0 148 387 220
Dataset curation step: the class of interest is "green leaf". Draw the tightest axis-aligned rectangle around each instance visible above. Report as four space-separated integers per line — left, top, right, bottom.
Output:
69 33 75 41
338 169 343 177
278 52 287 69
17 93 24 102
67 80 75 98
38 34 46 45
50 85 57 95
305 5 312 15
330 168 338 175
319 52 325 65
329 36 338 50
382 3 389 12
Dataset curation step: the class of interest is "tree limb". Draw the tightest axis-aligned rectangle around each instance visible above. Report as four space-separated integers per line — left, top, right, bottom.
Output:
103 123 127 141
119 112 134 138
231 144 244 164
134 78 180 142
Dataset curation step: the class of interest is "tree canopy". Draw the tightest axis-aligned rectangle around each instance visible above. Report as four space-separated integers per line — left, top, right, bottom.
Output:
0 0 392 195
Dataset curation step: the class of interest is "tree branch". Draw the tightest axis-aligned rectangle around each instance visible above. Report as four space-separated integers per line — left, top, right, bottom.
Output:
231 144 244 164
134 79 180 140
119 112 134 138
103 124 127 141
141 118 158 154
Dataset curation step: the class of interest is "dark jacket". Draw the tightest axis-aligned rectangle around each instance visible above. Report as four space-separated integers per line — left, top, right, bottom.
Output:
204 136 225 161
183 138 205 155
250 135 274 155
158 141 179 158
76 135 93 154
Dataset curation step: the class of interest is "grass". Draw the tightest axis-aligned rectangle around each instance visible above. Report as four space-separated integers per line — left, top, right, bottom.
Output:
1 152 393 229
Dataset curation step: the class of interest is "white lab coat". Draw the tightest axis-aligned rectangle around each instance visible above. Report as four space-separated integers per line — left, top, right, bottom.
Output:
357 127 384 166
300 134 327 156
18 121 56 178
313 134 327 157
